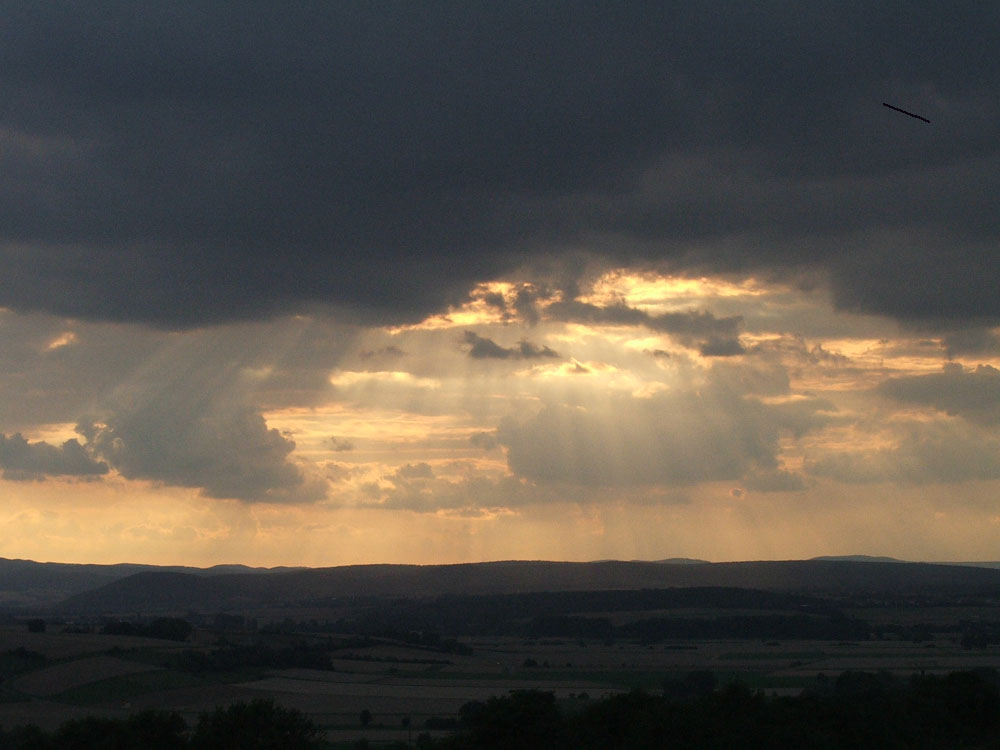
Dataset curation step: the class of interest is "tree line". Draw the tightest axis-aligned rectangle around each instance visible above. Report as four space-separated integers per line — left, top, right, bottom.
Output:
433 669 1000 749
0 699 317 750
4 670 1000 749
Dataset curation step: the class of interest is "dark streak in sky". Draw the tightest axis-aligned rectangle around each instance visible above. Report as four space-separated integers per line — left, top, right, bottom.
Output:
882 102 931 123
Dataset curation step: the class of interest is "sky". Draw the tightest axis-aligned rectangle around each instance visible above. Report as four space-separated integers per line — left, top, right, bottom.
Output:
2 3 1000 566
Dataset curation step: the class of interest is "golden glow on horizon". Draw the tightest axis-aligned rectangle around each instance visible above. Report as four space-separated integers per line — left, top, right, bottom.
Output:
2 267 996 567
3 475 1000 566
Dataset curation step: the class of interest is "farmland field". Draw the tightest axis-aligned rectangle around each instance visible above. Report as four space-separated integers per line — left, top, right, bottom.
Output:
5 623 1000 743
7 571 1000 746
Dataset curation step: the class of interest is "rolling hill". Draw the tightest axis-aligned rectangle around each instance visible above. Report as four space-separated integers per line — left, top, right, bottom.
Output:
50 559 1000 615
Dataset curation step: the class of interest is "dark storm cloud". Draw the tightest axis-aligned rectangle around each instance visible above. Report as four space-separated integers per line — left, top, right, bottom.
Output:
0 3 997 327
463 331 559 360
942 329 1000 357
0 433 108 480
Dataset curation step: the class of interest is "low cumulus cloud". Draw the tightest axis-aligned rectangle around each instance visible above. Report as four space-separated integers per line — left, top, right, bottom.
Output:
362 467 553 514
361 462 448 512
879 363 1000 424
463 331 559 360
324 462 355 484
325 437 354 452
470 431 500 450
0 433 107 480
394 462 435 480
699 337 746 357
807 419 1000 484
497 381 830 488
0 314 368 501
64 332 329 502
78 406 324 503
708 360 791 397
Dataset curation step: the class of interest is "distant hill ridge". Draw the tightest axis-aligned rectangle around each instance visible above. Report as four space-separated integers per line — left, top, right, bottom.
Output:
46 559 1000 615
0 557 296 608
810 555 904 563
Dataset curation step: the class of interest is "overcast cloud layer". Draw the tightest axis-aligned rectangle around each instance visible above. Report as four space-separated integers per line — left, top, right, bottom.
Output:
0 2 998 327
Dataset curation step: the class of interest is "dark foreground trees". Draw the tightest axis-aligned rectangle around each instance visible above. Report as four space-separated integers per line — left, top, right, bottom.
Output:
53 711 187 750
102 618 193 642
191 699 320 750
436 670 1000 750
0 700 320 750
3 670 1000 749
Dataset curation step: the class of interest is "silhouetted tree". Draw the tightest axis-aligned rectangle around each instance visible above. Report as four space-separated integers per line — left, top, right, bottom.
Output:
147 618 193 642
0 723 48 750
663 670 717 701
458 690 567 750
122 710 187 750
54 716 128 749
190 699 319 750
